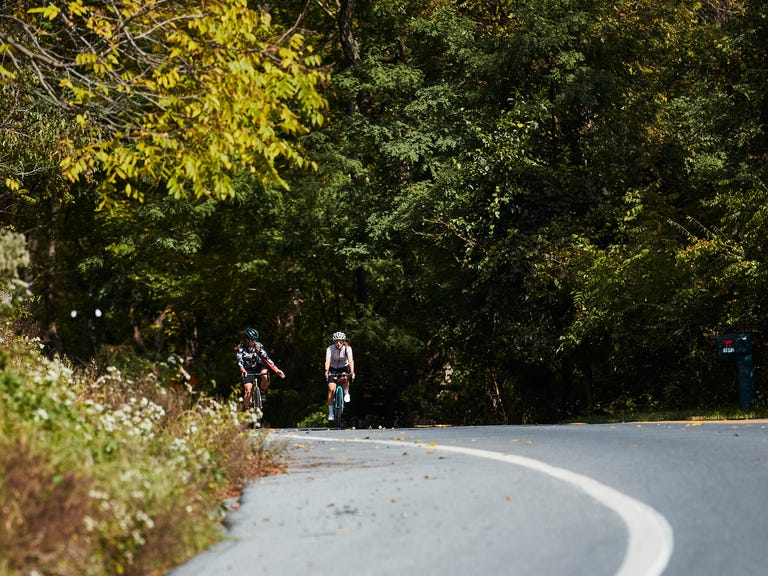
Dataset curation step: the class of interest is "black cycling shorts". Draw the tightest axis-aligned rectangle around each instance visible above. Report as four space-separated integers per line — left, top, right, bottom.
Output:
242 369 267 385
327 367 350 382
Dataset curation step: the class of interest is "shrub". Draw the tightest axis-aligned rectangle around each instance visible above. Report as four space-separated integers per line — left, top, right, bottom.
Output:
0 324 284 576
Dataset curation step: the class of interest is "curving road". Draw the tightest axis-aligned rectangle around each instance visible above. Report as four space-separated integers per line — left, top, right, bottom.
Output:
168 422 768 575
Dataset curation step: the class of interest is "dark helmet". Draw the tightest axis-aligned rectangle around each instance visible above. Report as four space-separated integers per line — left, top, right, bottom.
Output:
243 327 259 340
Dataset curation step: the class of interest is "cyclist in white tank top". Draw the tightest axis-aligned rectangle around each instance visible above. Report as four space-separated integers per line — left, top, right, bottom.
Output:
325 331 355 421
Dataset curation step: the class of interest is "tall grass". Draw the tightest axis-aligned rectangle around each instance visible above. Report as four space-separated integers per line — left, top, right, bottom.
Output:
0 325 283 576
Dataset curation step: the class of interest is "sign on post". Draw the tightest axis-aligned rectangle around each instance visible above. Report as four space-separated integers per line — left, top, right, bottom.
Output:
716 333 752 356
715 333 754 411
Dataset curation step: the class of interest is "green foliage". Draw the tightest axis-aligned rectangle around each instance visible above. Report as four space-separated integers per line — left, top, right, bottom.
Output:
0 228 29 316
297 409 331 428
4 0 768 429
1 0 327 203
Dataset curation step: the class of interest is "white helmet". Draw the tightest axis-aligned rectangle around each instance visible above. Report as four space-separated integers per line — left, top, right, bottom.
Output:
332 331 347 341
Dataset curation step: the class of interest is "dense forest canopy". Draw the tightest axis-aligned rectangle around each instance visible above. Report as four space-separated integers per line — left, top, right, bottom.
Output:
2 0 766 425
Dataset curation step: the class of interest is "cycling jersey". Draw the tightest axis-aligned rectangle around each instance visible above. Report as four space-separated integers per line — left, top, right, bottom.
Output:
326 343 353 371
237 341 281 374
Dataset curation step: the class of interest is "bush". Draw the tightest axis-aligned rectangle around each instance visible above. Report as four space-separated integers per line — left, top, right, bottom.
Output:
0 324 284 576
297 408 331 428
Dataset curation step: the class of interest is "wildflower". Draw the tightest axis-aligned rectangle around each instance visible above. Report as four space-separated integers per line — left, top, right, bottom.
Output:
83 516 97 532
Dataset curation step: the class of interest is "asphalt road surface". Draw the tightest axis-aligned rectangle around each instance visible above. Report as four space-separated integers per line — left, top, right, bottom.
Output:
168 422 768 576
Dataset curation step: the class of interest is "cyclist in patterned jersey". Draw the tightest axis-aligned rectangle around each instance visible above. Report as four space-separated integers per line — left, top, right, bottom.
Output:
236 327 285 410
325 331 355 421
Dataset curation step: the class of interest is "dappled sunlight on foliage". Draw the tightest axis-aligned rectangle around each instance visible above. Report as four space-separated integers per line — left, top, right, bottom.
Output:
0 0 327 203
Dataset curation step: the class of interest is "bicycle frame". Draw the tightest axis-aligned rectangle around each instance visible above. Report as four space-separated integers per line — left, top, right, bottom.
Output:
333 380 345 429
327 371 349 427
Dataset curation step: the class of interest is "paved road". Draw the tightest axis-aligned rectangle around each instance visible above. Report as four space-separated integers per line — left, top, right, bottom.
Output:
168 422 768 576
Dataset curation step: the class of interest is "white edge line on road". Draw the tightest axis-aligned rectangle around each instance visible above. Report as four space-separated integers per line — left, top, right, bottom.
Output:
281 433 674 576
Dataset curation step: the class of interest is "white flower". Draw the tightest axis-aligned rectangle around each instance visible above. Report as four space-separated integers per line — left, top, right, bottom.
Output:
135 510 155 529
83 516 97 532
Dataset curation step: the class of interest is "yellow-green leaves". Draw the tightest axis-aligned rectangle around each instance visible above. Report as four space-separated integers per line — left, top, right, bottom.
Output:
28 4 61 20
2 0 327 203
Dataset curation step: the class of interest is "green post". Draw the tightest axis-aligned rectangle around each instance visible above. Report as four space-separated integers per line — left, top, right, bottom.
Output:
737 354 755 411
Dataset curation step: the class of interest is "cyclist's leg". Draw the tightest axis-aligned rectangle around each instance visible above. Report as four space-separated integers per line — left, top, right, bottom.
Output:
327 377 337 420
258 368 270 394
340 372 351 401
243 374 254 411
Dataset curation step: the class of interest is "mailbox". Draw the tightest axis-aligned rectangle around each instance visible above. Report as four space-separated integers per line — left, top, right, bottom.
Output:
715 333 754 411
716 333 752 357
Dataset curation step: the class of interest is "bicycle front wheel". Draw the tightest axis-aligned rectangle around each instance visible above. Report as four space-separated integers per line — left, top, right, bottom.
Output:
334 385 344 429
252 387 263 427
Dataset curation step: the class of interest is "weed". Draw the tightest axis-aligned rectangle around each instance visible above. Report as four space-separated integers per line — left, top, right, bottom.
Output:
0 436 97 575
297 409 331 428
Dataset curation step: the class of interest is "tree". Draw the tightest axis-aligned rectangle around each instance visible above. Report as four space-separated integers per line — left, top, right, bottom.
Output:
0 0 327 203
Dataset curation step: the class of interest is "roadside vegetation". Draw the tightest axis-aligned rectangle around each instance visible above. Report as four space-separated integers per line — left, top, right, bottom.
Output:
566 408 768 425
0 321 284 576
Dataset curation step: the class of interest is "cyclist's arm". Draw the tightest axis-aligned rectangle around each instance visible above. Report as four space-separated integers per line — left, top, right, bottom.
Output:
324 347 332 378
259 347 285 378
236 346 246 374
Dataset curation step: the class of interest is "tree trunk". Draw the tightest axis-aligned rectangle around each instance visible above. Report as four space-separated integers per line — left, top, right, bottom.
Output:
354 266 367 304
339 1 367 314
42 201 60 357
338 0 361 66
